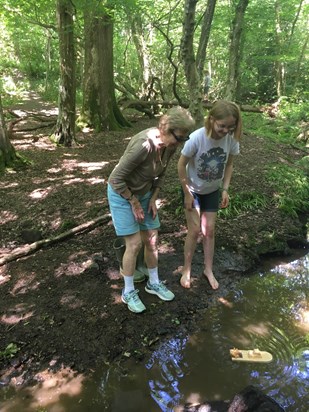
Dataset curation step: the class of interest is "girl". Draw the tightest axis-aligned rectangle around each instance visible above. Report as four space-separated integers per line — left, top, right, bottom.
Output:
178 100 242 289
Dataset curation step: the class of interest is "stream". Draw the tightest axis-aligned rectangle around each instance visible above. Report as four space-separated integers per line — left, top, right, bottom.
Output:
0 251 308 412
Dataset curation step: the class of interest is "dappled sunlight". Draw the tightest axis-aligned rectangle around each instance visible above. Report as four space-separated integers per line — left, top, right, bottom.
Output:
11 272 41 295
62 176 105 186
54 261 86 278
111 290 122 305
60 293 84 309
29 186 53 200
0 271 11 286
53 255 95 279
11 135 57 151
1 303 34 325
50 215 62 231
62 158 109 173
0 210 18 224
296 308 309 332
106 267 121 281
159 242 176 254
0 182 19 189
0 367 84 412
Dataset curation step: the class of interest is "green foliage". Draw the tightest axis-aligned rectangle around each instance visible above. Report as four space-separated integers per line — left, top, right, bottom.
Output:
60 220 78 232
266 164 309 217
219 190 268 219
242 99 308 144
0 343 20 360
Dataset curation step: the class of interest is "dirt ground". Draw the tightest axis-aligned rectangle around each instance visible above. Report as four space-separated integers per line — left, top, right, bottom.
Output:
0 97 308 388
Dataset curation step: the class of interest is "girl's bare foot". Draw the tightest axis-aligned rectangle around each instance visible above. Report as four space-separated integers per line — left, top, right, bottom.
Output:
204 271 219 290
180 274 191 289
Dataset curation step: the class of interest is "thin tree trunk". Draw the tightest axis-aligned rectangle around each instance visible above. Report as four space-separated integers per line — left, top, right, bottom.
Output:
0 94 17 171
52 0 76 146
225 0 249 101
180 0 204 127
274 1 284 97
196 0 217 78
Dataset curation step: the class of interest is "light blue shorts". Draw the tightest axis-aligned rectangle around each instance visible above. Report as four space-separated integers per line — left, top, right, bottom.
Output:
107 184 160 236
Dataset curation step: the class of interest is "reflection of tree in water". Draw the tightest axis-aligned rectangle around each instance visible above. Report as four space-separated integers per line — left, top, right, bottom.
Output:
145 336 188 411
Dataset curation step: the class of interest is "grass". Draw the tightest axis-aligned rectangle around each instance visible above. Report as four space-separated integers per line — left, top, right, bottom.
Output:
218 190 268 219
267 164 309 217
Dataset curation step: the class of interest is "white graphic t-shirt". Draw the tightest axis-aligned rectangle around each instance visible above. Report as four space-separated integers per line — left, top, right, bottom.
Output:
181 127 240 194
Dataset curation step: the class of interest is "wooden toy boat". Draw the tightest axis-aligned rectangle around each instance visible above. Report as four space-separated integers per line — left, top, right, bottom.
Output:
230 348 273 363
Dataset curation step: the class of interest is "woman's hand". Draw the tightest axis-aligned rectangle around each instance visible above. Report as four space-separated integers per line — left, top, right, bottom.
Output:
148 197 158 219
130 197 145 222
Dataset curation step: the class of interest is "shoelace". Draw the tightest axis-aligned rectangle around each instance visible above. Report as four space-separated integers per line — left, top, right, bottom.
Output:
130 289 140 302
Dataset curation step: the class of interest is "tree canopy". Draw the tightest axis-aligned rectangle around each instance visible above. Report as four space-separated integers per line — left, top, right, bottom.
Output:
0 0 308 145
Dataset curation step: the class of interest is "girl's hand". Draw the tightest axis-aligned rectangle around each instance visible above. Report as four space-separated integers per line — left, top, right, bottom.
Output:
220 190 229 209
130 198 145 222
184 192 194 210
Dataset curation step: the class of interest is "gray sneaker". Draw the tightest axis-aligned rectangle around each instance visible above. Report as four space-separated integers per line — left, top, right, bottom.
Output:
145 281 175 301
121 289 146 313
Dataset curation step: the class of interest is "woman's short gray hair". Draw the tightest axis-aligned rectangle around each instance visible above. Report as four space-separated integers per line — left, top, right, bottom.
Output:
159 106 195 134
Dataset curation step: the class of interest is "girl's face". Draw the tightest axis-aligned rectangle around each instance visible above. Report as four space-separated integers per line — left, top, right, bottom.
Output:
211 115 236 139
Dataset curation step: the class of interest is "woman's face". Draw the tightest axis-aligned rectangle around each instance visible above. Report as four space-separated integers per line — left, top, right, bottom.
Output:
161 128 190 147
211 115 236 139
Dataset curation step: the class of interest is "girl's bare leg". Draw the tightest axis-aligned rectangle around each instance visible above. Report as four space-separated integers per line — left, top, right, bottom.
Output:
181 208 200 288
201 211 219 290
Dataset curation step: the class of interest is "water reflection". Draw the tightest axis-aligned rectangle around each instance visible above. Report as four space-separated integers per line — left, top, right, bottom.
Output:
144 253 309 412
145 336 188 411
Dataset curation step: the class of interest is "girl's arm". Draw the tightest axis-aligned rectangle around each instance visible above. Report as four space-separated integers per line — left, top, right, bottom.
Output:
221 154 235 208
178 154 194 210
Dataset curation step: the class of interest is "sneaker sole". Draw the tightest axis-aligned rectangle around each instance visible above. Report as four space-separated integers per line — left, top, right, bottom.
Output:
121 296 146 313
145 286 175 301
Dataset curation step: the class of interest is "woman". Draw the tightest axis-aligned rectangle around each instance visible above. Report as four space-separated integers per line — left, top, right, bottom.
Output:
178 100 242 289
108 107 195 313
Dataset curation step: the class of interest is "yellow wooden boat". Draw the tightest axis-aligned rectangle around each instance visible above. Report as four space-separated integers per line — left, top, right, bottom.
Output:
230 348 273 363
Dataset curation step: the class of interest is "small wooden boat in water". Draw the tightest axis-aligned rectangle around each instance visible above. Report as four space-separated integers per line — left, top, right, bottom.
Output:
230 348 273 363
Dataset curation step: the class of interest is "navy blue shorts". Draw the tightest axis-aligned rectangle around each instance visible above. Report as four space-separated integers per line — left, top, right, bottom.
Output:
181 188 220 212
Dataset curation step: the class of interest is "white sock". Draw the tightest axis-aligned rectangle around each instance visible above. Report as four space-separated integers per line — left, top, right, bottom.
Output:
148 267 159 284
123 275 135 294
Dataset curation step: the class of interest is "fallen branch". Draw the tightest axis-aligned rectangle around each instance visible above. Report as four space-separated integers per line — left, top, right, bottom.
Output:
0 213 111 266
17 122 56 131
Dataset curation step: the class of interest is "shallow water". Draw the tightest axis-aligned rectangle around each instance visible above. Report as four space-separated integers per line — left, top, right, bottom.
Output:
1 252 308 412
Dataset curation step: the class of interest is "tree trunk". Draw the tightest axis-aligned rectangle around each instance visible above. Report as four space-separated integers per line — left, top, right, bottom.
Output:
52 0 76 146
180 0 204 127
225 0 249 101
127 13 152 99
274 1 284 97
81 8 130 131
196 0 217 78
0 94 17 172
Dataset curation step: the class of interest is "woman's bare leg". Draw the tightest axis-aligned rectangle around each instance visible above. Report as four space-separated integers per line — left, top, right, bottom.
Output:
123 232 142 277
181 208 201 288
140 229 158 269
201 211 219 289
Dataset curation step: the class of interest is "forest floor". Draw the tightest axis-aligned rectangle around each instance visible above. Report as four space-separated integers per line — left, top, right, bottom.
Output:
0 95 308 390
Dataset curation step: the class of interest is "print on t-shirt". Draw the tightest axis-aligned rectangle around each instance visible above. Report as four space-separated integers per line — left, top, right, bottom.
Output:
197 147 226 182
